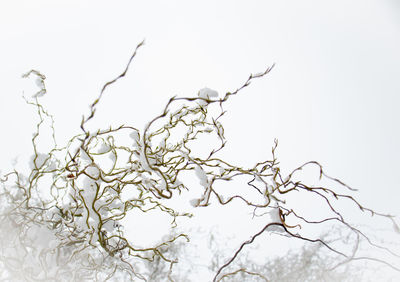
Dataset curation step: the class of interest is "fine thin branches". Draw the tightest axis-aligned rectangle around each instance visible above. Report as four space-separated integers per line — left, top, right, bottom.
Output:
0 42 399 281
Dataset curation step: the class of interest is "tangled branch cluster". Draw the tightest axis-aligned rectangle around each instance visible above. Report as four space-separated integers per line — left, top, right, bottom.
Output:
0 42 399 281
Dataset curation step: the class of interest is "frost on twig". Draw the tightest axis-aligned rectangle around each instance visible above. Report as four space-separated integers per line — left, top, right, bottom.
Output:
1 41 399 281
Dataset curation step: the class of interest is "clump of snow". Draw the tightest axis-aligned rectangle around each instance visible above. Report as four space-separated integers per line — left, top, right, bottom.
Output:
194 165 208 187
174 179 183 186
129 131 139 143
80 148 92 163
158 179 167 191
268 203 285 233
197 88 218 106
10 186 24 201
35 77 44 88
85 165 100 179
139 150 151 171
268 205 281 223
29 153 48 170
198 88 218 99
158 139 166 150
101 220 115 233
109 152 116 162
189 198 199 207
96 143 110 154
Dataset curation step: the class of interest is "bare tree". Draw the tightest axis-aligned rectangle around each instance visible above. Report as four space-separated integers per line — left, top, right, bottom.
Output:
0 41 399 281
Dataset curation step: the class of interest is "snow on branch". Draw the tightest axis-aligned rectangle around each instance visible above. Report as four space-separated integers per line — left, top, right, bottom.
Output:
0 41 399 281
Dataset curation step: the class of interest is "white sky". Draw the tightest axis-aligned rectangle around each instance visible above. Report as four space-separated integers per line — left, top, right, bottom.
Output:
0 0 399 278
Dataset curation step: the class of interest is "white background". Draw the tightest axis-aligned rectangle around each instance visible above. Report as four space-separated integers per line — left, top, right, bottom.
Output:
0 0 399 279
